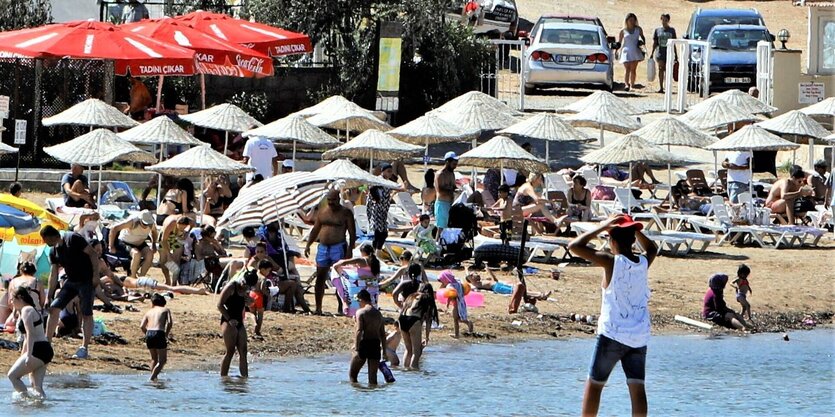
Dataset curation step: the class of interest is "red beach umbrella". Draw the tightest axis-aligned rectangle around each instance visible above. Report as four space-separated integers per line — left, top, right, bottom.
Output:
0 20 196 76
175 11 312 57
122 18 274 78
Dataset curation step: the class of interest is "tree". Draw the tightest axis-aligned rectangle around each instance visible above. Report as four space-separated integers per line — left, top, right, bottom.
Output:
0 0 52 31
164 0 233 16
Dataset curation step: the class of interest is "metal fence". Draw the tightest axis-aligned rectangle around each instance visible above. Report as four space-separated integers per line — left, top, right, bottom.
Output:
481 39 526 111
664 39 711 114
0 58 115 170
98 1 244 23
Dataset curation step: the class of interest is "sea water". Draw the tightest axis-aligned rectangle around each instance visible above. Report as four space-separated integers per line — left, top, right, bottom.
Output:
4 329 833 417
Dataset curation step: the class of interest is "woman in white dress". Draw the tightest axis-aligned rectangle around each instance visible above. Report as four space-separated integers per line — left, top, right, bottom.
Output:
616 13 646 91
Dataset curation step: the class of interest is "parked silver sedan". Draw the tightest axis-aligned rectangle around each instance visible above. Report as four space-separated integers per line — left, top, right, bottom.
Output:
523 22 614 93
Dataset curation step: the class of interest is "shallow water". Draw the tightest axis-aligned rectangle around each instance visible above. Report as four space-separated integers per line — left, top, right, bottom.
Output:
4 329 834 417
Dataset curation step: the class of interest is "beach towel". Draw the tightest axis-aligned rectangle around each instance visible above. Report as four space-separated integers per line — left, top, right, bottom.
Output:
438 270 468 321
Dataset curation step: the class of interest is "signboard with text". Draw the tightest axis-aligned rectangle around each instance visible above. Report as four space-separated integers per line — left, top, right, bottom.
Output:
14 119 26 145
798 82 825 104
0 95 9 119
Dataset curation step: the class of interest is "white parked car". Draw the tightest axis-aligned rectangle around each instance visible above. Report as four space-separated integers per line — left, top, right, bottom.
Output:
523 22 615 93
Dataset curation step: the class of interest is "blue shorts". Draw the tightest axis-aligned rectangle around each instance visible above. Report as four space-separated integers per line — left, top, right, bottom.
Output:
492 282 513 295
434 200 452 229
727 181 750 204
316 242 345 268
588 334 647 385
51 279 95 316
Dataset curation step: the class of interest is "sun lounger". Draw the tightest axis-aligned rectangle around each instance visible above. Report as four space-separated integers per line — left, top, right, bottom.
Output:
613 187 662 213
393 191 421 219
473 233 574 264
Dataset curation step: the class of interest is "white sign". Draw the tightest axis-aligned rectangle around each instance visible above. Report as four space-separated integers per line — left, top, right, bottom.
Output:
0 95 9 119
14 119 26 145
798 82 825 104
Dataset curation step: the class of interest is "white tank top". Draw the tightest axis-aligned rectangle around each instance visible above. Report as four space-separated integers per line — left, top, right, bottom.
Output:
597 254 651 348
119 219 152 246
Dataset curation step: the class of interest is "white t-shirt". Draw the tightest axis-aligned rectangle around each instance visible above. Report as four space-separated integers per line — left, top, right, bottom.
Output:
726 151 752 184
242 136 278 181
502 168 518 186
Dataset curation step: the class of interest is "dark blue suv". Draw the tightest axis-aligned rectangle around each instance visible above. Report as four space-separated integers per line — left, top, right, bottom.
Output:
706 24 773 93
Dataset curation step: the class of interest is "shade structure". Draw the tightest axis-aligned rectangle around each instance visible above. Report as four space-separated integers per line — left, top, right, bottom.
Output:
122 17 274 77
0 193 68 246
705 125 803 152
0 20 197 76
432 90 523 118
321 129 422 170
0 204 40 235
566 104 642 146
560 91 643 115
313 159 402 189
117 115 202 146
693 89 777 115
756 110 831 140
498 113 593 162
144 145 254 176
43 128 156 166
826 133 835 143
180 103 262 154
679 99 758 130
42 98 139 129
433 100 519 134
459 135 549 174
0 141 17 155
633 116 718 148
799 97 835 116
242 114 339 162
218 172 329 230
292 95 353 118
581 134 689 166
175 11 312 57
389 113 478 145
306 100 392 134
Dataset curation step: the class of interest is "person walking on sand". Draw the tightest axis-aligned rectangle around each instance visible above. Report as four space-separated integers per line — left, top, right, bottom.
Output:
349 289 386 385
218 269 258 378
616 13 646 91
434 152 459 233
651 14 676 93
42 226 100 360
140 293 173 381
7 287 53 399
568 214 658 417
305 188 356 315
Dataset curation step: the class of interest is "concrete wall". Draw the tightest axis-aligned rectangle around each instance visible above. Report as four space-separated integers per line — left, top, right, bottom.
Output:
51 0 99 22
770 49 835 118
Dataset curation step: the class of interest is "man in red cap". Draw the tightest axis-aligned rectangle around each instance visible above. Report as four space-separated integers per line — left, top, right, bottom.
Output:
568 214 657 417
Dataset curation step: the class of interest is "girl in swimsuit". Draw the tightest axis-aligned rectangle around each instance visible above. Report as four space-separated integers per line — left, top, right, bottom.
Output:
8 287 53 398
398 283 439 369
218 269 257 378
159 178 195 216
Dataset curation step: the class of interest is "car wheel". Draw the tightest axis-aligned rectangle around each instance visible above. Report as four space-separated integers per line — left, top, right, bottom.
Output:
524 84 537 95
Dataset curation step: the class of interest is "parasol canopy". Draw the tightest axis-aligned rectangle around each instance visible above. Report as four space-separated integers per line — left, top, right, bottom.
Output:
243 115 338 147
306 100 392 133
179 102 261 132
43 128 156 166
292 95 353 118
679 99 758 130
692 89 777 115
633 116 717 148
0 204 40 235
0 20 197 76
144 145 254 176
388 112 478 145
42 98 139 128
433 100 519 133
175 11 312 57
321 129 422 167
432 90 523 117
122 17 274 77
498 112 593 143
580 134 690 165
117 115 202 146
799 97 835 117
0 141 17 155
565 103 642 145
755 110 831 140
313 159 401 189
559 91 643 115
705 125 801 152
458 135 548 173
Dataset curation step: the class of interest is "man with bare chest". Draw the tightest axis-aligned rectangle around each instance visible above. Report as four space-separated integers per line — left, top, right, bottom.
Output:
765 165 812 224
434 152 459 232
305 189 356 315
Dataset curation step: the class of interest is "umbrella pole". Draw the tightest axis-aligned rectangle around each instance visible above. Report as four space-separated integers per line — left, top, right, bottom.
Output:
792 149 796 165
200 73 206 110
97 165 103 206
155 75 164 110
500 160 504 185
599 125 604 147
545 141 550 165
808 138 815 170
666 144 673 208
713 151 719 194
749 148 754 196
273 196 291 278
292 140 297 169
223 131 229 156
199 173 205 225
424 138 429 170
369 152 374 174
627 163 633 216
156 145 166 208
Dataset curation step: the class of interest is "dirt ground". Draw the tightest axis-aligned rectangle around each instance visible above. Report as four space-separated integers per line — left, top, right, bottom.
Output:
0 190 832 375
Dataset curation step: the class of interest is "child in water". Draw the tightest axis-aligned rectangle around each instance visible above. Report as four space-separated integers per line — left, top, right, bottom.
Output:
732 264 753 321
438 270 474 338
385 321 401 367
140 294 173 381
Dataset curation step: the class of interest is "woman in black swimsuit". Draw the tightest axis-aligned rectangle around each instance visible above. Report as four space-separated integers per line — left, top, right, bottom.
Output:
398 283 439 369
8 287 53 398
217 269 257 378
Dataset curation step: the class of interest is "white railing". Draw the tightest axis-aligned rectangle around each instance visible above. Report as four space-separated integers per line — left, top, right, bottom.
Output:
756 40 774 107
483 39 527 111
664 39 711 113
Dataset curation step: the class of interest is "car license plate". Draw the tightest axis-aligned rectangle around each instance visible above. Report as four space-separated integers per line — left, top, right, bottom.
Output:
725 77 751 84
556 55 583 63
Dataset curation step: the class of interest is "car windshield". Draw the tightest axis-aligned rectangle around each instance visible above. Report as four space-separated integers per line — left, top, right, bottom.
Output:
694 17 763 40
539 29 600 45
709 29 769 51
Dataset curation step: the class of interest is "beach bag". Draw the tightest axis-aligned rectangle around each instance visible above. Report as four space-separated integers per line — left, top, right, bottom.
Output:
793 197 816 214
591 185 615 201
647 58 656 82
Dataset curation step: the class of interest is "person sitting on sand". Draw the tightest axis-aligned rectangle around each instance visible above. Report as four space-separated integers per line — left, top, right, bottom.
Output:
140 293 173 381
765 165 814 224
218 268 258 378
61 164 96 208
703 273 752 331
731 264 753 321
398 283 439 369
385 321 401 367
250 260 273 336
465 265 551 302
8 287 53 399
513 173 559 226
160 217 193 285
246 243 309 314
108 210 157 278
349 289 386 385
412 214 440 260
437 270 474 338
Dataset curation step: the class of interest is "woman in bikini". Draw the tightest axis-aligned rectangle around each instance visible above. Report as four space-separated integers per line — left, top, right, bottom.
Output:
398 283 439 369
159 178 195 217
218 269 257 378
513 173 559 226
202 175 233 216
8 287 53 398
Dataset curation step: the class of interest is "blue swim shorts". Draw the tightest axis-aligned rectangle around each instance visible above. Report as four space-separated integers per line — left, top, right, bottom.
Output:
588 334 647 385
434 200 452 229
316 242 345 268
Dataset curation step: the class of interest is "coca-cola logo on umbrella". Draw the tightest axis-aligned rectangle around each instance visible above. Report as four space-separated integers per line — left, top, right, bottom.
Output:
235 54 265 74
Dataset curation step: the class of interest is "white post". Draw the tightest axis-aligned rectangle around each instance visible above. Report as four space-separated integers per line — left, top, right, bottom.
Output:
627 162 633 215
808 138 815 170
223 131 229 156
599 125 604 147
369 151 374 174
199 173 205 225
500 160 504 185
519 41 526 111
292 140 297 166
545 140 550 164
423 138 429 170
97 165 103 206
156 144 166 208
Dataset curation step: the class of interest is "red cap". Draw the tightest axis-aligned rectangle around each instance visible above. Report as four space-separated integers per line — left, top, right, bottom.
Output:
613 215 644 231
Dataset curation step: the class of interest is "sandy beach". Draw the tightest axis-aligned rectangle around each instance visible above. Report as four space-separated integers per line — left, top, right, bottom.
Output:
1 189 832 376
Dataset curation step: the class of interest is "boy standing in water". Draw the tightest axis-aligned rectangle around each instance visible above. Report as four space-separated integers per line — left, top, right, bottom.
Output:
140 294 173 381
349 289 386 384
568 214 657 417
732 264 753 321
